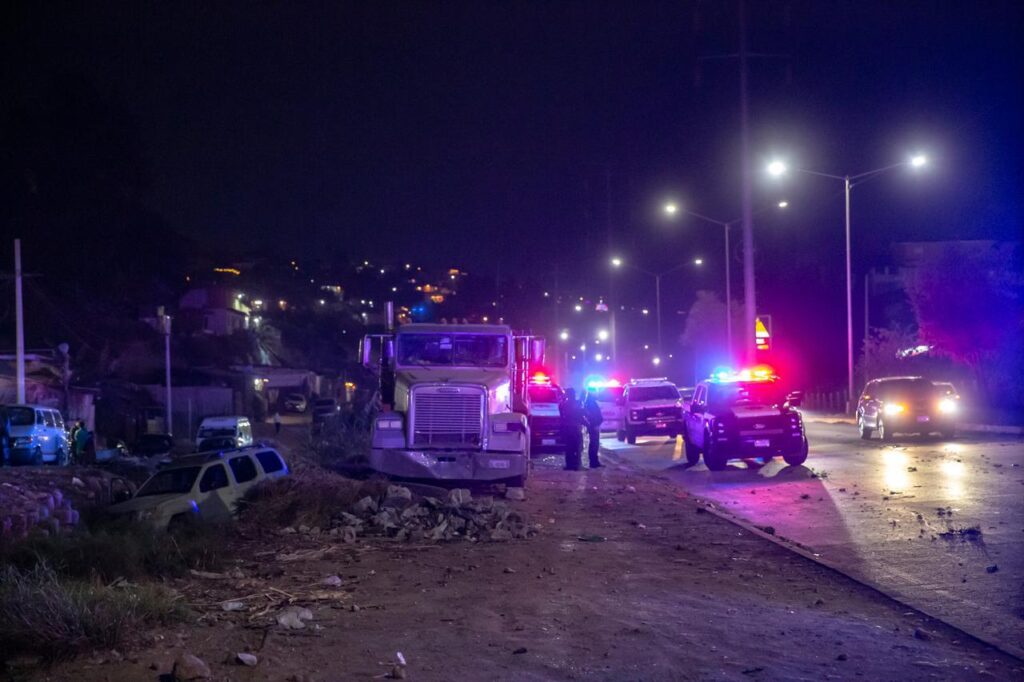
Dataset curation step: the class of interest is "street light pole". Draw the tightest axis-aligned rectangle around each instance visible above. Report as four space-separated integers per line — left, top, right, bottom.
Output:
768 155 927 412
681 211 740 358
844 175 854 412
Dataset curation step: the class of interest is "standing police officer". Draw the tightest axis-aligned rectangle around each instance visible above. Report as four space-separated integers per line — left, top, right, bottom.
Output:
583 390 604 468
559 388 584 471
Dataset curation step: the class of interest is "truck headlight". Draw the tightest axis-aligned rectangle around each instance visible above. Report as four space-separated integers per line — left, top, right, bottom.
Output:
883 403 906 416
938 398 957 414
493 421 525 433
376 418 403 430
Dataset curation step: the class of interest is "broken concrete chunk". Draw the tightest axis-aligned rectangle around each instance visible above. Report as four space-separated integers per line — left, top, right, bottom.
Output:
172 653 211 680
382 485 413 509
446 488 472 507
505 487 525 501
235 652 258 666
352 496 378 515
276 606 314 630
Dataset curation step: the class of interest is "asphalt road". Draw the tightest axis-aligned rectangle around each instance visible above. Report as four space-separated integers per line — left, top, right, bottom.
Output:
600 420 1024 656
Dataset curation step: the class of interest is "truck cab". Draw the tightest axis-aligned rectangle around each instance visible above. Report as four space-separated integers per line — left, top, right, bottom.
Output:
621 378 685 444
362 323 541 487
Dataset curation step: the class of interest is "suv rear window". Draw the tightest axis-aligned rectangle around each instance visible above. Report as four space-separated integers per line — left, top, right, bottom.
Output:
228 455 258 483
256 450 285 474
629 385 679 401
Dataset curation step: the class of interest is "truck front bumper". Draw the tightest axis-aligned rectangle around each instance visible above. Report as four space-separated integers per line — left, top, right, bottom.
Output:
370 448 528 481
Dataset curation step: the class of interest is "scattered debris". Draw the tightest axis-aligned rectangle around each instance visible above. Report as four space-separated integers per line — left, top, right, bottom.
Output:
836 653 848 661
235 652 258 667
913 627 931 641
221 601 247 612
758 525 776 536
577 534 607 543
986 564 999 574
321 575 343 587
172 653 212 680
505 487 526 501
799 494 810 500
513 647 527 655
276 606 314 630
938 526 982 541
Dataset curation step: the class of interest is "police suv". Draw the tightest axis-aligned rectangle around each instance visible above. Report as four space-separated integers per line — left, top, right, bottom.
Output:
683 369 808 470
619 378 686 444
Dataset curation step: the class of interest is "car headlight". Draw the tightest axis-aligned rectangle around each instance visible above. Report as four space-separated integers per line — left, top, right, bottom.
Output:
376 419 403 431
938 398 957 414
630 411 640 420
883 403 906 416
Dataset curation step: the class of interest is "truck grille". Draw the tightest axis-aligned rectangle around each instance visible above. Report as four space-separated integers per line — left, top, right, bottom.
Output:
412 389 484 447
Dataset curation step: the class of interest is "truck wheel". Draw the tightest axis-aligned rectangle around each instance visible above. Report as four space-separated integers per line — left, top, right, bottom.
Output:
616 431 625 442
878 419 893 442
858 417 873 440
783 437 809 466
684 438 700 466
703 438 728 471
626 430 637 445
55 448 68 466
32 447 43 466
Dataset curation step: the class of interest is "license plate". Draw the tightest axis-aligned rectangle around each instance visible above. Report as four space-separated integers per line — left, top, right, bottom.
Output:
542 438 556 445
489 459 510 469
917 416 930 423
754 439 770 448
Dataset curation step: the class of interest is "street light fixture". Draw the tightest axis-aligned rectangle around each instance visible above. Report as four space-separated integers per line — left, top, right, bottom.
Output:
611 257 698 354
767 153 929 411
777 200 789 208
597 329 610 341
559 330 570 341
663 202 679 215
694 258 704 266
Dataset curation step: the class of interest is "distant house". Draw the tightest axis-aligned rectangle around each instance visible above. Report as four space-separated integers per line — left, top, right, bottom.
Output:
179 286 251 335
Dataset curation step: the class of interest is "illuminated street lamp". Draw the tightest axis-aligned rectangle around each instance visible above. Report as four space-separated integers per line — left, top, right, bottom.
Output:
652 356 661 366
694 258 703 266
559 330 570 341
611 256 698 354
597 329 609 341
767 153 929 410
663 202 679 215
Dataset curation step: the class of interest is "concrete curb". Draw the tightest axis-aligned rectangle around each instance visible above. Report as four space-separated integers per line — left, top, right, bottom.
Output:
804 414 1024 436
693 496 1024 663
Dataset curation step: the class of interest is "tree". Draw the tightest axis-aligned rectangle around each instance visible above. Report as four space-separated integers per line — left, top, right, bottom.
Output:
680 290 744 379
904 243 1024 405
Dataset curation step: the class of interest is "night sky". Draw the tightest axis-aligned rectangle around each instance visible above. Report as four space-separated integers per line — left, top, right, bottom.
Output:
3 1 1022 385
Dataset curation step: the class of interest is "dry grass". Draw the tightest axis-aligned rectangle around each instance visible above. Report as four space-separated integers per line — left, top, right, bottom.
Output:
0 564 186 660
240 467 383 529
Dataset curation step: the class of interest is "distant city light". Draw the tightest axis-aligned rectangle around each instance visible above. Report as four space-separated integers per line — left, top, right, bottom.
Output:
318 299 325 305
641 309 649 315
597 329 609 341
643 344 649 350
652 356 661 366
543 291 550 298
574 304 583 312
594 353 604 362
579 343 587 352
559 330 570 341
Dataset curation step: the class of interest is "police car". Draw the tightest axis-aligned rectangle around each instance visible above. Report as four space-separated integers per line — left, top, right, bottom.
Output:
586 379 626 435
525 373 565 455
620 378 685 444
683 368 808 470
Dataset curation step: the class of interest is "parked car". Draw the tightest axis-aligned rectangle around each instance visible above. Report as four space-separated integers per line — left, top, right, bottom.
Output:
857 377 957 440
620 378 685 444
311 398 340 424
1 404 70 465
109 446 289 530
131 433 175 459
283 393 308 413
587 380 625 435
195 416 253 450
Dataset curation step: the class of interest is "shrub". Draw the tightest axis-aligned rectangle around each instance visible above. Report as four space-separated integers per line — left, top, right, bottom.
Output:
0 518 227 583
240 468 373 529
0 564 185 660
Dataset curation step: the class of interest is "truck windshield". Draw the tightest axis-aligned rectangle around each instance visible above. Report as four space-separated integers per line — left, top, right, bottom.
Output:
397 334 508 368
4 407 36 426
629 386 679 401
528 386 561 403
708 381 784 408
198 427 235 439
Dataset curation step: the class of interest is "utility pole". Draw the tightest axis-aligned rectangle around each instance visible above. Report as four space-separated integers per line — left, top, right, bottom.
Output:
14 239 26 404
738 0 757 364
159 307 173 435
606 167 619 363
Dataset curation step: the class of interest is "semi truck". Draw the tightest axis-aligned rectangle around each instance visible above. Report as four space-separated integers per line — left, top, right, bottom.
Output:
361 322 544 487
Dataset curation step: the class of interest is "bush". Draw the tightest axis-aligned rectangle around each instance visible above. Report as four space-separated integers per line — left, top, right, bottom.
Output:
240 468 374 529
0 518 227 583
0 564 185 660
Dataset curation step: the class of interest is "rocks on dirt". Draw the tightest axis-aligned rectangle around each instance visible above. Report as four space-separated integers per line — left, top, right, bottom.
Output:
913 627 931 641
235 652 258 666
505 486 525 501
172 653 212 680
320 485 532 543
276 606 314 630
321 575 343 587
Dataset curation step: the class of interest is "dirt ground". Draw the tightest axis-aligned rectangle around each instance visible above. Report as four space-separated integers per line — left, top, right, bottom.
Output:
21 463 1024 681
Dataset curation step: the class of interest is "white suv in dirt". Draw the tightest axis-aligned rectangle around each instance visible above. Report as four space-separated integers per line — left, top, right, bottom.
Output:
109 447 289 529
619 378 685 444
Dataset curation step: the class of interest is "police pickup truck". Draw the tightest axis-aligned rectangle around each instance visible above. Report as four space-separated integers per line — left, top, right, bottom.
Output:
683 369 808 470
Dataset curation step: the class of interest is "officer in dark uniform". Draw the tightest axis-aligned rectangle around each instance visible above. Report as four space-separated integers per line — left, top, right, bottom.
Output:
559 388 584 470
583 390 604 468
